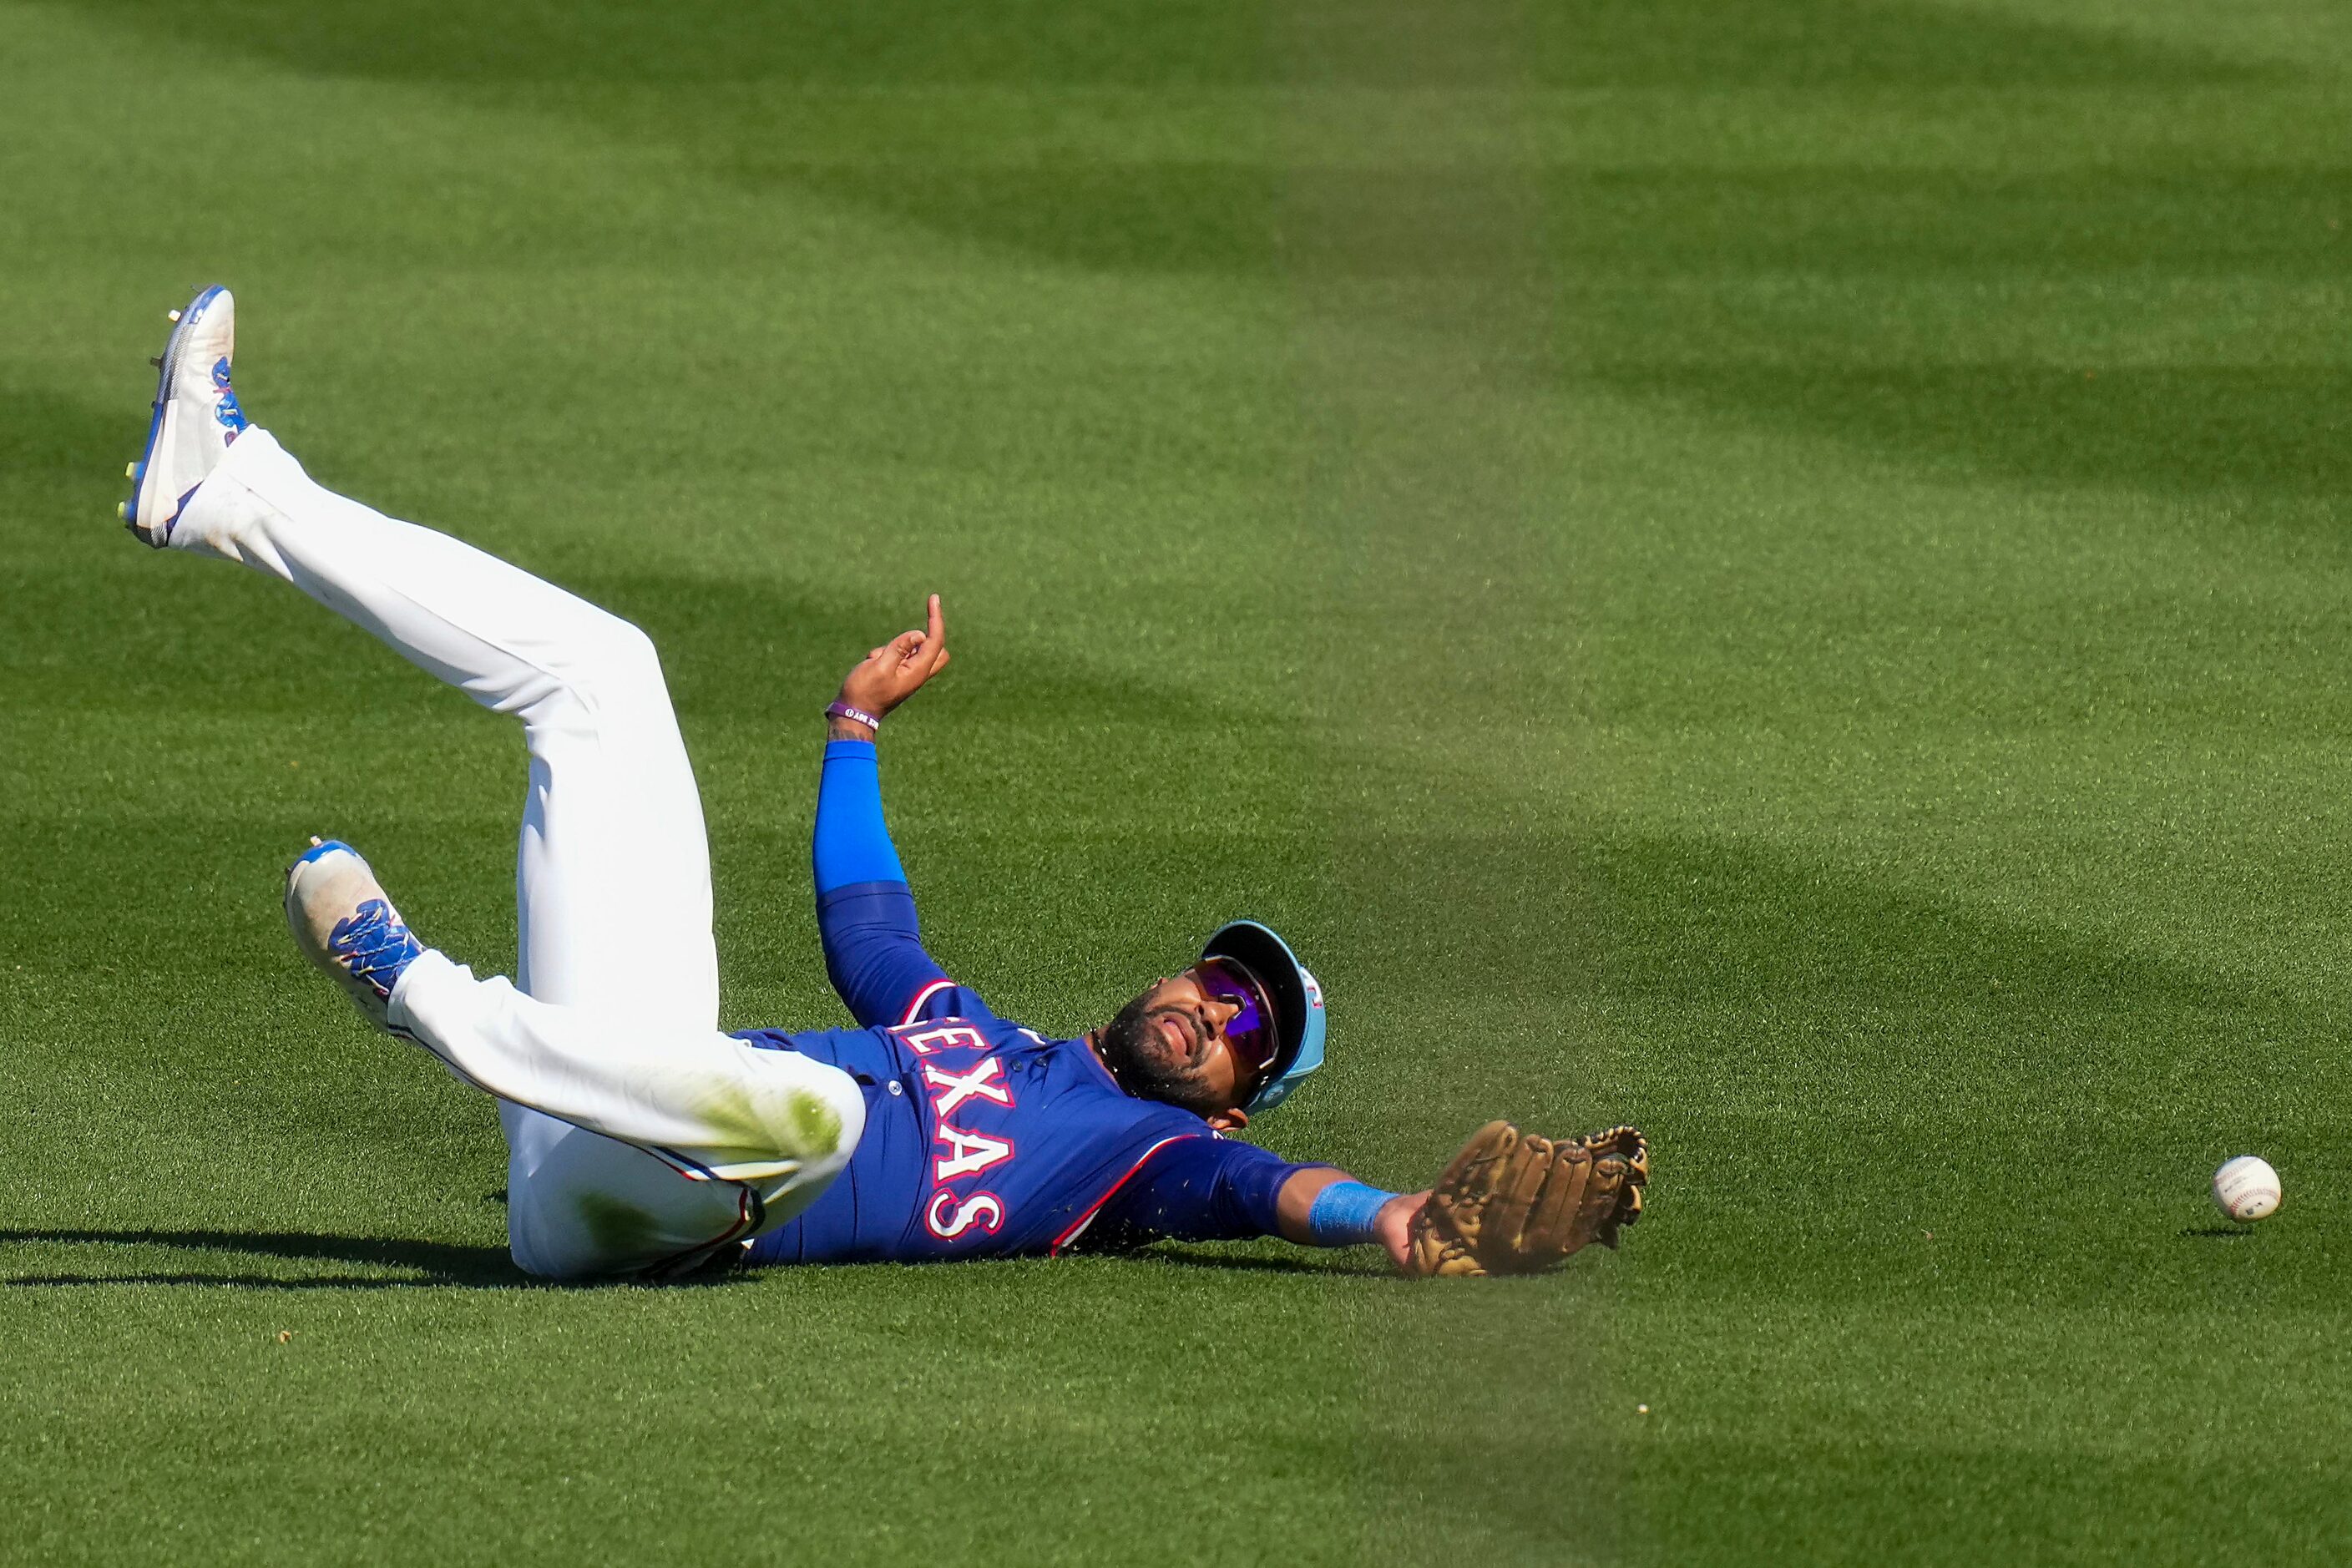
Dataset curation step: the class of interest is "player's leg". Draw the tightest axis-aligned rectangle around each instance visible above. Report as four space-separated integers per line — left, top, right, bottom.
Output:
125 289 847 1273
284 842 863 1250
124 287 715 1019
173 427 797 1272
171 425 719 1024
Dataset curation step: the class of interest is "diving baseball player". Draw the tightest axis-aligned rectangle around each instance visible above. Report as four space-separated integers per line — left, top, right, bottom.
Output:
119 287 1647 1281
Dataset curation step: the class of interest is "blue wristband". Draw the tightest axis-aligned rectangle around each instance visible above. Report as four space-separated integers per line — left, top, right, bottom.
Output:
1306 1181 1398 1247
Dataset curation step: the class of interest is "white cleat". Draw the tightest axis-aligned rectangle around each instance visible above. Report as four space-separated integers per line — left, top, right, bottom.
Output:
284 837 426 1034
121 285 249 548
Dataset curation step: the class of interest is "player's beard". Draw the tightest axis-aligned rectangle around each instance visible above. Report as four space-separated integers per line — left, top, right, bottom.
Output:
1097 993 1226 1117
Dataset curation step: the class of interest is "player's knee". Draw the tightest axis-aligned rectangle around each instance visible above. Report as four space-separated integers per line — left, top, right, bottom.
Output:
579 616 665 692
548 615 670 716
769 1066 866 1184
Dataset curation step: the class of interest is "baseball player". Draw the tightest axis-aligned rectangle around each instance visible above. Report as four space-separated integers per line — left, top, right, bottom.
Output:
119 286 1647 1281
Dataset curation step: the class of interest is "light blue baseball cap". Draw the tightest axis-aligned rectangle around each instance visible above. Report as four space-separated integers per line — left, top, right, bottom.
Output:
1199 920 1325 1114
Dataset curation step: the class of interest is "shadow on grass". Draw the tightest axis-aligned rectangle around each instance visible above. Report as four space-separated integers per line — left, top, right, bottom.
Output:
1130 1247 1365 1276
1338 823 2233 1014
0 1227 1378 1287
0 1227 534 1290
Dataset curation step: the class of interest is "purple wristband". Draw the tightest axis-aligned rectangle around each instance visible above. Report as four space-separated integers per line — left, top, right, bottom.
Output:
826 701 883 731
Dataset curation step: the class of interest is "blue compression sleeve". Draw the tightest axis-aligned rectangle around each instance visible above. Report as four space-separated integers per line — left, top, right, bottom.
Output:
1306 1181 1399 1247
812 740 906 893
812 739 956 1027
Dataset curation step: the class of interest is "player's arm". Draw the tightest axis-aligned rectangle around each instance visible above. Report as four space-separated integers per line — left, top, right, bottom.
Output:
812 596 956 1029
1275 1166 1429 1270
1094 1138 1430 1271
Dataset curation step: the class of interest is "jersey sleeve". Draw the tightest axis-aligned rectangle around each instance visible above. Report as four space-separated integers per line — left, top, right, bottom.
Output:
813 738 960 1029
815 881 955 1029
1090 1136 1330 1243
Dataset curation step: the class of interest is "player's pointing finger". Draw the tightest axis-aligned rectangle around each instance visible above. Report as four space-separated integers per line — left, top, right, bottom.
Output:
921 594 948 670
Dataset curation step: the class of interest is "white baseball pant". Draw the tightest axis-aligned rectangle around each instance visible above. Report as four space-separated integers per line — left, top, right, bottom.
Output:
174 427 866 1278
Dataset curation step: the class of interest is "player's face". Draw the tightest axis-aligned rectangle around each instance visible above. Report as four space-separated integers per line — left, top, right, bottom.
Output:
1101 966 1270 1117
1149 971 1247 1102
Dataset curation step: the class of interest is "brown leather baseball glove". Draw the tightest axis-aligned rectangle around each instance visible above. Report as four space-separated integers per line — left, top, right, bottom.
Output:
1404 1120 1648 1277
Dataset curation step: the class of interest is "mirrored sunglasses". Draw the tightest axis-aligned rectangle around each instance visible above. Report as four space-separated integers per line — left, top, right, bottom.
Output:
1195 956 1282 1086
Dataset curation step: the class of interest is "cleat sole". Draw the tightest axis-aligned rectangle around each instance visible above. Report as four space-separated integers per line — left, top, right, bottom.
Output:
126 285 229 546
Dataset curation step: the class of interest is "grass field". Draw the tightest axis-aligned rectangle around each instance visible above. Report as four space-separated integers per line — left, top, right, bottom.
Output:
7 1 2352 1561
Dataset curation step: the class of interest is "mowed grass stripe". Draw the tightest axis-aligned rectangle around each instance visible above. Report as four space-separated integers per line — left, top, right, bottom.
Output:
5 0 2352 1561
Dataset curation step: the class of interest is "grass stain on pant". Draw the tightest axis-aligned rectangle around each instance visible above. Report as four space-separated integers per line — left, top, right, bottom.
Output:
574 1191 665 1261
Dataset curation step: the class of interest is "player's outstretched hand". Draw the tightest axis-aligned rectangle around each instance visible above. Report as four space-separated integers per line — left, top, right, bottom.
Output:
839 594 952 726
1375 1191 1432 1272
1401 1120 1648 1278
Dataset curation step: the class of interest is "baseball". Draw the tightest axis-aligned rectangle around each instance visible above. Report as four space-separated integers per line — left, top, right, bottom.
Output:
2212 1156 2282 1222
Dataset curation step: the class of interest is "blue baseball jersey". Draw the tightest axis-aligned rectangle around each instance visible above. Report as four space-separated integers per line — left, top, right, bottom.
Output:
736 743 1318 1267
736 980 1213 1262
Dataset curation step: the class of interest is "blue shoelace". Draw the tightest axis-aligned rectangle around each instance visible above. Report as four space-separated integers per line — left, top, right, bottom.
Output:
211 357 249 433
328 898 421 1000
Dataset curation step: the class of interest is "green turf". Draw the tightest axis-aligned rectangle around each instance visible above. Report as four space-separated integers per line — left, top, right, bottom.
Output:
7 0 2352 1560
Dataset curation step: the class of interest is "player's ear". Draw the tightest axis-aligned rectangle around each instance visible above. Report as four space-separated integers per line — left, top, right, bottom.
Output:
1206 1106 1250 1133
